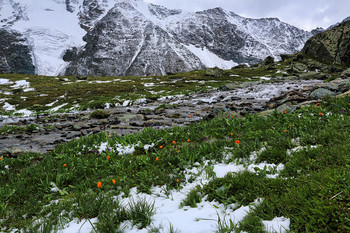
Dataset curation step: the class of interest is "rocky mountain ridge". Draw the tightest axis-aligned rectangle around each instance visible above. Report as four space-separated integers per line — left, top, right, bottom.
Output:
301 20 350 67
1 0 314 76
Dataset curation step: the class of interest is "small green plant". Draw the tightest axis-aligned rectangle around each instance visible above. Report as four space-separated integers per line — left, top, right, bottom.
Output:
127 197 155 229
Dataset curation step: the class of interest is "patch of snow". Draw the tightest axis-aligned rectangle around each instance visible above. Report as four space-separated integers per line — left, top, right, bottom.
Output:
15 109 33 117
46 100 59 107
134 98 147 104
185 44 237 69
0 78 12 85
144 83 155 87
11 80 31 89
259 76 271 80
262 217 290 233
58 218 98 233
3 102 16 111
50 103 68 112
123 100 131 107
50 182 61 192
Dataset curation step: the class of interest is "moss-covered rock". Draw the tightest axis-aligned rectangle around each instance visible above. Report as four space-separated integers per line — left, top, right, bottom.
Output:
301 20 350 66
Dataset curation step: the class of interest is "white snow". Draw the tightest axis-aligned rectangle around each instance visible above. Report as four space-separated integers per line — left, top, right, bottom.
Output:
4 0 87 75
59 218 98 233
15 109 33 116
263 217 290 233
11 80 31 89
0 78 12 85
3 102 15 111
185 44 237 69
50 103 68 112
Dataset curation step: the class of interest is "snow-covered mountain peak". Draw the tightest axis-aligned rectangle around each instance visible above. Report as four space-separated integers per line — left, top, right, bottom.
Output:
0 0 314 76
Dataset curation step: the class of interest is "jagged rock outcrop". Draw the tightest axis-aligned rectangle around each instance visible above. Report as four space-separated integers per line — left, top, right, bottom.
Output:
0 29 35 74
65 1 204 76
301 20 350 66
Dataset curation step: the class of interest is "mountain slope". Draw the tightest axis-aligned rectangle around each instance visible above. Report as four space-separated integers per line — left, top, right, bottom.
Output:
0 0 313 76
301 20 350 66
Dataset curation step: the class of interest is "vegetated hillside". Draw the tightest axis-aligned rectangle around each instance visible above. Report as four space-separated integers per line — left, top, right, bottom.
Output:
0 94 349 232
0 0 312 76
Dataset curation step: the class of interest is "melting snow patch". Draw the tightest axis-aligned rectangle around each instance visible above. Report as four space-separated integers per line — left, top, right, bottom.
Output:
15 109 33 116
144 83 155 87
185 44 237 69
134 98 147 104
11 80 31 89
262 217 290 233
123 100 131 107
58 218 98 233
50 103 68 112
0 78 12 85
259 76 271 80
3 102 15 111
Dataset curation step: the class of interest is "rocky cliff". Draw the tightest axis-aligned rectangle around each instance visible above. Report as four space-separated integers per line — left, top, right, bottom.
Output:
301 20 350 66
0 29 35 74
0 0 314 76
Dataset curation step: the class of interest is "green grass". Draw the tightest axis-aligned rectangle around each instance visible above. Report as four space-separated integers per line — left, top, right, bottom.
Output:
0 94 349 232
0 64 291 115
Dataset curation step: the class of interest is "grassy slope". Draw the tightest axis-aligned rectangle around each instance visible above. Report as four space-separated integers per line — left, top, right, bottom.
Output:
0 66 284 115
0 95 349 232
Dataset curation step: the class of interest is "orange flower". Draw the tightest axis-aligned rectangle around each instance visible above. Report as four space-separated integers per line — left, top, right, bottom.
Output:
284 130 288 133
284 111 287 114
316 103 320 106
190 115 192 118
63 164 67 167
112 179 116 184
187 139 190 142
172 141 176 144
231 116 234 119
230 132 233 136
97 182 102 188
235 140 240 145
319 112 323 116
156 157 159 161
177 150 180 153
6 154 9 157
160 145 163 149
0 158 2 160
176 179 179 183
106 156 111 160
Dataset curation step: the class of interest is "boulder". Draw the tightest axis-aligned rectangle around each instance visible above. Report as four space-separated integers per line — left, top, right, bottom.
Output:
205 67 223 77
280 54 294 61
263 56 274 65
299 71 327 80
276 104 297 113
301 20 350 66
341 68 350 78
310 88 337 99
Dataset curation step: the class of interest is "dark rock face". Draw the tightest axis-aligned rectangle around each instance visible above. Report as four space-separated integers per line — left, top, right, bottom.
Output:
64 2 312 76
301 21 350 66
0 29 35 74
65 1 204 76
